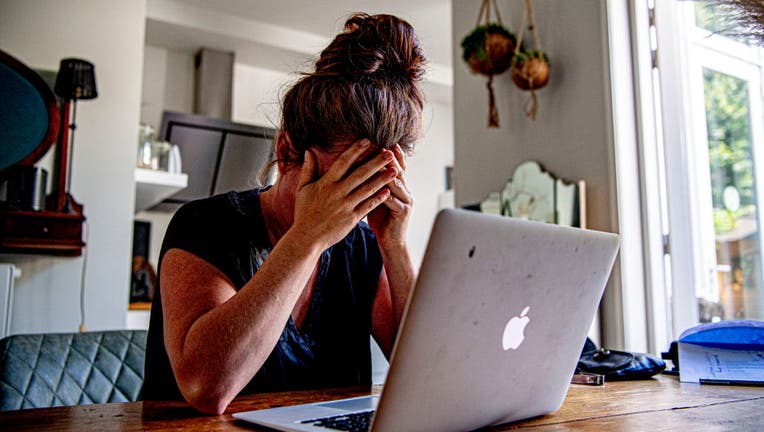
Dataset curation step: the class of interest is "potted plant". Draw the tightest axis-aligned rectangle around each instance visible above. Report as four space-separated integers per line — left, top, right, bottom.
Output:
510 50 549 91
510 0 550 120
462 23 516 77
461 0 516 128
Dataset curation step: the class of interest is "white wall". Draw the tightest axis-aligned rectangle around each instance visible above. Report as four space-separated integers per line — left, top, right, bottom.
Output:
0 0 147 334
452 0 621 347
405 101 455 266
140 45 194 131
232 63 291 130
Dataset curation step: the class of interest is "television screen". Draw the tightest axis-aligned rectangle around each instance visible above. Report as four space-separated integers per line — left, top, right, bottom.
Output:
159 111 275 204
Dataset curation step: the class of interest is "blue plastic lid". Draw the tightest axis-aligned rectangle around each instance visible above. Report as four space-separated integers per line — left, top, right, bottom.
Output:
679 320 764 350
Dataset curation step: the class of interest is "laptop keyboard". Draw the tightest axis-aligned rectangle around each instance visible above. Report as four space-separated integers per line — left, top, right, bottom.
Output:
300 410 375 431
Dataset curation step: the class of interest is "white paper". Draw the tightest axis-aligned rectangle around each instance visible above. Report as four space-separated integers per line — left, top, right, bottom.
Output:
679 342 764 383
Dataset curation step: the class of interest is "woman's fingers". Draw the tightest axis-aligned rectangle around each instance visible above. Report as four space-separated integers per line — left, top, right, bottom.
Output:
348 166 397 206
393 144 407 173
356 188 392 218
297 150 316 189
314 141 408 219
382 193 408 213
382 148 412 204
341 150 395 193
386 177 412 205
324 139 371 182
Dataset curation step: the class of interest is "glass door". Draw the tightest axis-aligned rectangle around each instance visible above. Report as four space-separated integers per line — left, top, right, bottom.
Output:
683 2 764 324
649 0 764 343
691 59 764 322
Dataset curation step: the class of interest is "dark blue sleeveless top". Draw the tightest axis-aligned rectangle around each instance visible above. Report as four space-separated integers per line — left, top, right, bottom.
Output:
142 187 384 400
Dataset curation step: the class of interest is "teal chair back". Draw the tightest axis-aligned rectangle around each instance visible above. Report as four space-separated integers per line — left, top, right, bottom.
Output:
0 330 147 411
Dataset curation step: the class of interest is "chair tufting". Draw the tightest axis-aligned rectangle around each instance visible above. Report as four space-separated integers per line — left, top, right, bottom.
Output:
0 330 147 411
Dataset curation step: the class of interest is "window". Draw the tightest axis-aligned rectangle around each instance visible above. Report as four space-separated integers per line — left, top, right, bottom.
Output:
648 0 764 348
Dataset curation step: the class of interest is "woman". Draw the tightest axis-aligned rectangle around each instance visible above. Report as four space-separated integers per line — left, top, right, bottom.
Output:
142 13 426 414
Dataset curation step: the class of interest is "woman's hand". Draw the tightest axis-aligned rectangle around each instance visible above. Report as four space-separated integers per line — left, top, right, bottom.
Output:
368 145 416 354
290 139 398 250
367 144 413 250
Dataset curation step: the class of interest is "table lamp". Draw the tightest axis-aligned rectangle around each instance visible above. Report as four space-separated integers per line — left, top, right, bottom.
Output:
52 58 97 212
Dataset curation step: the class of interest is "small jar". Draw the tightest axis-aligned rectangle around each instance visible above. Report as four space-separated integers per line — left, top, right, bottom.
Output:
137 124 155 169
150 140 172 171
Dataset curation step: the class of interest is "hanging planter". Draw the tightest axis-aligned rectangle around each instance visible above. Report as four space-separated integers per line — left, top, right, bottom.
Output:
462 24 515 77
510 0 550 120
510 50 549 91
461 0 516 128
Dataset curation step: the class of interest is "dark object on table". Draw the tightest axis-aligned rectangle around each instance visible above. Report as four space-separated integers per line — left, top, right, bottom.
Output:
661 341 680 375
577 337 666 381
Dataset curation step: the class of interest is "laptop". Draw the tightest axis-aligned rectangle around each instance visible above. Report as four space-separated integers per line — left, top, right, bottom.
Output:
233 208 620 432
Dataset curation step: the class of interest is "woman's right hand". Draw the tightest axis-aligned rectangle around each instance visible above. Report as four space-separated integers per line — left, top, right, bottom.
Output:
290 139 398 250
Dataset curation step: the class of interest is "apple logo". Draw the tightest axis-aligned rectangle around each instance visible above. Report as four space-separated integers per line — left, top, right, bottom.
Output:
502 306 531 351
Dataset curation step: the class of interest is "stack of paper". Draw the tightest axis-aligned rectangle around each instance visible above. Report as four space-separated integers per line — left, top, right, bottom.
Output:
678 320 764 384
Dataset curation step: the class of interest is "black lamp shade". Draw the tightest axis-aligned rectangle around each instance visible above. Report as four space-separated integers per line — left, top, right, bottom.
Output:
54 58 97 100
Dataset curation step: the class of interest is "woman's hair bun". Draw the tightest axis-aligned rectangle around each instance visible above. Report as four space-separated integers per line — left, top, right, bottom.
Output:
271 12 426 182
315 13 426 82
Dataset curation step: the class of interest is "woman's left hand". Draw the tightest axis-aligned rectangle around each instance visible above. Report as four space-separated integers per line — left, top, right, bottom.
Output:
367 144 413 250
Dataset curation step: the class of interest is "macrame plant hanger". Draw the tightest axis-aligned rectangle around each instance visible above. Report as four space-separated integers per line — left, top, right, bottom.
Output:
512 0 549 120
474 0 512 128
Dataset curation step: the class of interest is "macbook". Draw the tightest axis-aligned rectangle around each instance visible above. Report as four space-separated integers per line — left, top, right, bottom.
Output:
234 208 620 431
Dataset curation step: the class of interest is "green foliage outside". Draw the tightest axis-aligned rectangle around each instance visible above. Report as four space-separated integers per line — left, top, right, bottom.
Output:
695 1 727 34
695 1 754 45
704 68 755 235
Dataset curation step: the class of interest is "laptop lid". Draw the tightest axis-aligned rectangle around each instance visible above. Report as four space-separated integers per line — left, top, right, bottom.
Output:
370 209 619 431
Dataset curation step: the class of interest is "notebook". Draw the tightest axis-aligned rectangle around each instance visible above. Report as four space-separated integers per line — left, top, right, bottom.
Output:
233 208 620 431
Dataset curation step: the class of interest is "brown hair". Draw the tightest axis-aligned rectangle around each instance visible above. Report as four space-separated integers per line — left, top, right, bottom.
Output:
261 13 427 182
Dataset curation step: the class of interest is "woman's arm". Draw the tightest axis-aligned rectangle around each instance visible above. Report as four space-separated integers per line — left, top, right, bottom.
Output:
161 233 322 415
371 250 417 358
369 145 417 358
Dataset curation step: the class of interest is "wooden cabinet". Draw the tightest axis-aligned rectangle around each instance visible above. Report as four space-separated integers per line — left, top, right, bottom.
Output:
0 208 85 256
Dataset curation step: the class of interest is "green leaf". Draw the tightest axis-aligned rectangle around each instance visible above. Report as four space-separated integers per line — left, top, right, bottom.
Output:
461 23 516 64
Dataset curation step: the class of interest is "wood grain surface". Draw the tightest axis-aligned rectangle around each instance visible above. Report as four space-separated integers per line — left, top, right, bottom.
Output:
1 375 761 431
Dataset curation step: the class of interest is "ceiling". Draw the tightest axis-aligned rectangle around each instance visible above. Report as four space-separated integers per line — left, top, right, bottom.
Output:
174 0 453 67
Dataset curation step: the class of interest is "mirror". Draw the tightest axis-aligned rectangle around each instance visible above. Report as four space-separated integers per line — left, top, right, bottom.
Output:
481 161 586 228
0 49 60 171
502 161 555 222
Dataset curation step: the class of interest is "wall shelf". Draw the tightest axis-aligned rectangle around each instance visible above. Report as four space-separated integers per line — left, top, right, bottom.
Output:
0 207 85 256
128 301 151 311
134 168 187 212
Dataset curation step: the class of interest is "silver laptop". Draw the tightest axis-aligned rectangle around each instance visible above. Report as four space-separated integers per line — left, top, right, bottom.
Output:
234 208 620 432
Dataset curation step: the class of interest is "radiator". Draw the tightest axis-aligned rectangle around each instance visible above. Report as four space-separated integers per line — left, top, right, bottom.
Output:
0 263 20 338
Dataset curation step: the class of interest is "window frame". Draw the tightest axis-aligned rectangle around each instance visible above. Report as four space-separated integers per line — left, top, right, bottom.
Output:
650 0 764 342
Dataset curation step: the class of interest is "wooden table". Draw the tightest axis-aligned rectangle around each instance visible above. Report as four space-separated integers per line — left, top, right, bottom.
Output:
1 375 762 431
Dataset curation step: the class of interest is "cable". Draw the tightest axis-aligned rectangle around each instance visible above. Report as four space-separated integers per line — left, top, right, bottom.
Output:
78 220 89 333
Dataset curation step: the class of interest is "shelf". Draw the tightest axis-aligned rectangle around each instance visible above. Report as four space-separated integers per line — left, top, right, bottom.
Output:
0 206 85 256
134 168 187 212
128 301 152 311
